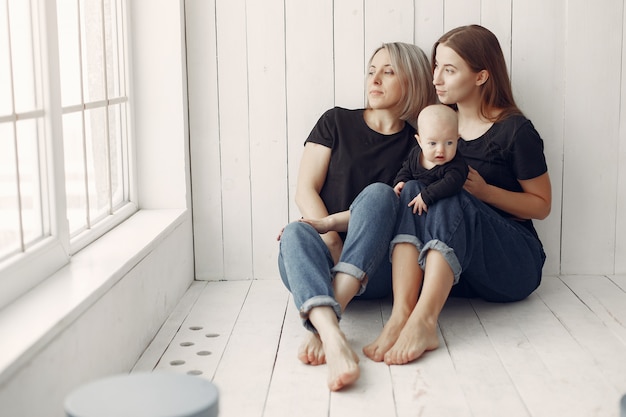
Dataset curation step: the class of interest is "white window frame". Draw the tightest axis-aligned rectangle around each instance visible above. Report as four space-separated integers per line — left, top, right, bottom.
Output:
0 0 136 310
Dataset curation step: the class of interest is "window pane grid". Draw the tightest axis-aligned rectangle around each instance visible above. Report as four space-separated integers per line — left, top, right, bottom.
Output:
16 118 47 246
58 0 130 238
10 0 42 113
0 0 48 262
108 103 127 208
0 0 133 308
0 124 21 260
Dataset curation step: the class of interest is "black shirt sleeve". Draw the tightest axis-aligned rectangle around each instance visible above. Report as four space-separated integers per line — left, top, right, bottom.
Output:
420 153 469 206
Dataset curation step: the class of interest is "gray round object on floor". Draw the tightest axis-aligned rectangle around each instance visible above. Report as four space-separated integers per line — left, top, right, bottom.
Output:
65 372 219 417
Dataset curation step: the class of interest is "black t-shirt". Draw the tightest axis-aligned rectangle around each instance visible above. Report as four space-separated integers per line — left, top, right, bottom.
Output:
305 107 416 217
458 114 548 226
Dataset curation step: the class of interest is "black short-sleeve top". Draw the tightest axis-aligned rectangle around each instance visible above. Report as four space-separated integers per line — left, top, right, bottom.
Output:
457 114 548 225
305 107 416 216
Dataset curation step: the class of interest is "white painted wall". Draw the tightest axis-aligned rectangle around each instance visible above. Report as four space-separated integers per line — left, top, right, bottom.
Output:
188 0 626 278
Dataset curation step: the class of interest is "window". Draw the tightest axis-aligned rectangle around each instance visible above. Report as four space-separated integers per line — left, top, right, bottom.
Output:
56 0 134 249
0 0 135 309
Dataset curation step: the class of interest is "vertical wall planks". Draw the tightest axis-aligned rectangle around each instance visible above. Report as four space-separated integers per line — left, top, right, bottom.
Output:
443 0 480 31
414 0 443 55
561 0 622 274
510 0 565 275
246 0 288 278
214 0 253 278
285 0 335 222
481 0 512 74
616 3 626 274
334 0 365 109
186 0 224 279
189 0 626 280
365 0 415 54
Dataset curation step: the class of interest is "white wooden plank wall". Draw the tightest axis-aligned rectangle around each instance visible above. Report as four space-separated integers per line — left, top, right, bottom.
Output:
186 0 626 280
561 0 623 274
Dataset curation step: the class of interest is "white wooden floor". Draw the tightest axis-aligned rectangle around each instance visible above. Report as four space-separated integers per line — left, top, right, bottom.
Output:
132 275 626 417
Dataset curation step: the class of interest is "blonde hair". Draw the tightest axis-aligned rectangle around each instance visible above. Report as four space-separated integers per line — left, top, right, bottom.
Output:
366 42 437 123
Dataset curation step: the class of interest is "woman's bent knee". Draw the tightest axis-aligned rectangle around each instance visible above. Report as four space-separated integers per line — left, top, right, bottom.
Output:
352 182 397 208
280 220 315 243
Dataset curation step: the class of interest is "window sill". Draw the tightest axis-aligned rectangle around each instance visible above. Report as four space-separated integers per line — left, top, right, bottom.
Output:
0 208 189 385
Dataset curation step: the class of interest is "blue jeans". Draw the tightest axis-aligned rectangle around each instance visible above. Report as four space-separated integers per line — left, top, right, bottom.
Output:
391 180 545 302
278 183 398 331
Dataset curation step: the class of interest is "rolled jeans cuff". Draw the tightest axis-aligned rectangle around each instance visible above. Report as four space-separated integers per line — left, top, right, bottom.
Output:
331 262 368 296
390 235 462 285
390 233 423 257
299 295 342 333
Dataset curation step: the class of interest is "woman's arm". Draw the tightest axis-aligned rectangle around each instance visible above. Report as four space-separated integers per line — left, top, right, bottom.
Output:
295 142 345 263
300 211 350 234
464 167 551 220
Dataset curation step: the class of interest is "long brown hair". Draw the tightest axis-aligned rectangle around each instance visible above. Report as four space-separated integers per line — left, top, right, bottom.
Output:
432 25 522 122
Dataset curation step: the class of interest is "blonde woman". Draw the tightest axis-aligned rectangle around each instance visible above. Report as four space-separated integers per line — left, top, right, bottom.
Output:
278 42 436 391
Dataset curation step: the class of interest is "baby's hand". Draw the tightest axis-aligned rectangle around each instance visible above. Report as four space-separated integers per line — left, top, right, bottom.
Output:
393 181 405 196
408 193 428 215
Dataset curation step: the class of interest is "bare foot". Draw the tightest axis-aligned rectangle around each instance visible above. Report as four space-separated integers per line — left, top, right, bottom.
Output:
321 330 360 391
363 315 407 362
383 317 439 365
298 332 325 365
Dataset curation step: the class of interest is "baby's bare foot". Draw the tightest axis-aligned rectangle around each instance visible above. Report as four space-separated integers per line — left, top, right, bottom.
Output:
384 317 439 365
298 332 325 365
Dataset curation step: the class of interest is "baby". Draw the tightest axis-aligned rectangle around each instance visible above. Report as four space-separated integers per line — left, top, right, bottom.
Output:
393 104 468 215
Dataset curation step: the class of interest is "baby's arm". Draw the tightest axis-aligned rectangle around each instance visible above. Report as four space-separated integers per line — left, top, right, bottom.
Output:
408 193 428 215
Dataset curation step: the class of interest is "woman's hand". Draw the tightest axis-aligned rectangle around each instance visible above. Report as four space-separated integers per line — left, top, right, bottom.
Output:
299 217 332 234
463 166 489 199
464 166 552 220
300 211 350 234
300 212 349 264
